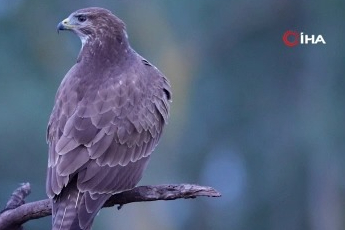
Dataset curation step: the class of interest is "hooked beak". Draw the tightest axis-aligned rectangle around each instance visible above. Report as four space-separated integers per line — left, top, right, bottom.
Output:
57 18 73 33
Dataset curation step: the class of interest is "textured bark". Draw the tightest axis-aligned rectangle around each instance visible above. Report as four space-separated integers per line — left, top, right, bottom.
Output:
0 183 220 230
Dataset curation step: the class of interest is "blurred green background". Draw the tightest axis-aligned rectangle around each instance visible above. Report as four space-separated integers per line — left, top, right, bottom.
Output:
1 0 345 229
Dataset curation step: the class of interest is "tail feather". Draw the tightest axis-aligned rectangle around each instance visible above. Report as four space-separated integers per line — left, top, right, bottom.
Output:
52 179 83 230
52 177 109 230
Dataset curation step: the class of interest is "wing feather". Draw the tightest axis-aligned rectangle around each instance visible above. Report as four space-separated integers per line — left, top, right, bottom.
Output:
88 133 114 158
55 135 79 155
57 147 89 176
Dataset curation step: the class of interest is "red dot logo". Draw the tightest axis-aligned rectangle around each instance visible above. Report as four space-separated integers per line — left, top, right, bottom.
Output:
283 31 300 47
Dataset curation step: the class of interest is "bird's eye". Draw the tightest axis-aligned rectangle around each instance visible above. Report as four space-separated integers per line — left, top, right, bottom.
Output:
76 15 87 22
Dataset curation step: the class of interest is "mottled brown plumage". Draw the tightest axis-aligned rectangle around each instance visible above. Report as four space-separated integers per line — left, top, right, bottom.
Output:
46 7 171 230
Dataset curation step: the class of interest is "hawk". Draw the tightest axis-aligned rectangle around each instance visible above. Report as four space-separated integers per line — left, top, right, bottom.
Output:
46 7 171 230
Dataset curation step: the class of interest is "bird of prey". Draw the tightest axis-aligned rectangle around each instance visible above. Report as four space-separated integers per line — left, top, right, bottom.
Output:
46 7 171 230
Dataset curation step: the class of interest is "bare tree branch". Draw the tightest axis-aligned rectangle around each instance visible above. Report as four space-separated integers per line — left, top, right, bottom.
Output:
1 183 31 214
0 183 220 230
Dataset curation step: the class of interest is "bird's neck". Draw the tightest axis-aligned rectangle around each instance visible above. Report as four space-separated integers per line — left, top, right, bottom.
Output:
77 35 131 64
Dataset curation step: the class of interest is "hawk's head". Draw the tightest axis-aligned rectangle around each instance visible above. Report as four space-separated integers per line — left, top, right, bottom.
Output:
57 7 127 46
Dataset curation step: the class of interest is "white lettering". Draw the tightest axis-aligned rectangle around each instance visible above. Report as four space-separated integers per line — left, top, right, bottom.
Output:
315 35 326 44
303 35 314 44
299 33 326 45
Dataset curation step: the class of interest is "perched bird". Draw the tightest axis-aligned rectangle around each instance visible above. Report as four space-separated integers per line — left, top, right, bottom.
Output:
46 7 171 230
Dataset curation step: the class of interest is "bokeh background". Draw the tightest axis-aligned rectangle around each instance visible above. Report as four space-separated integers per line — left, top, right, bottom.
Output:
1 0 345 229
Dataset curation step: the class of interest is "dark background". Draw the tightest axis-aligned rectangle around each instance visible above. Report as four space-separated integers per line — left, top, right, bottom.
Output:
1 0 345 229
